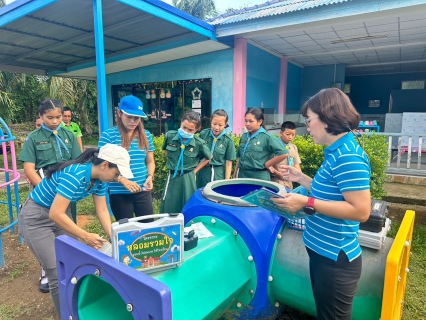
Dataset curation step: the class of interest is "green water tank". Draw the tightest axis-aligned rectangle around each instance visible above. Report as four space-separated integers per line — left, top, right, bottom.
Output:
270 226 393 319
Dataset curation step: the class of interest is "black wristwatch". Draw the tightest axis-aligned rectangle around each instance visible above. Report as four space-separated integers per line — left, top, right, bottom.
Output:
303 197 316 215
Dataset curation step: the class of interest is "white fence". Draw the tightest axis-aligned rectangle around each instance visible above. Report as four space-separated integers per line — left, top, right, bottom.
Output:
373 133 426 175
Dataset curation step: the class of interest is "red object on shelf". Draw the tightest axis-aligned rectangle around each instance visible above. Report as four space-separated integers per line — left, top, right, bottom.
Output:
395 146 426 155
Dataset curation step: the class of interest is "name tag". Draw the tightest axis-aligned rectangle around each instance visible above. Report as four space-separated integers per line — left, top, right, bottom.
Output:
36 141 50 145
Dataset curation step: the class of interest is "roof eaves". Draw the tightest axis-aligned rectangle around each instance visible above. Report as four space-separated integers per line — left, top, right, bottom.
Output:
208 0 350 25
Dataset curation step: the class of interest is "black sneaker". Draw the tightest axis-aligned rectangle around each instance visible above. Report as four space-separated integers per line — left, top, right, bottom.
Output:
39 276 50 293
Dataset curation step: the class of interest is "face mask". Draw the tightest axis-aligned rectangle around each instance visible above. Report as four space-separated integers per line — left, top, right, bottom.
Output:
178 127 194 139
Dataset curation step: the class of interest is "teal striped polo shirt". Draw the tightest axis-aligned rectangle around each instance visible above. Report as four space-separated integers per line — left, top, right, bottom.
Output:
29 163 106 208
303 132 371 262
98 127 155 194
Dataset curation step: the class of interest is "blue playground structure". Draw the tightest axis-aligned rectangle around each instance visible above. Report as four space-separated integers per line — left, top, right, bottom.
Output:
0 117 22 268
56 179 414 320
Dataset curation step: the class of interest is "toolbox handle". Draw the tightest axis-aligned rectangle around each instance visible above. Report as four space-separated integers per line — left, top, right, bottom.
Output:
118 213 182 225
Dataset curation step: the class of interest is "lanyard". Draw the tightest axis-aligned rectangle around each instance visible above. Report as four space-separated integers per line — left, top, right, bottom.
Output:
41 123 69 159
210 129 226 154
242 127 266 157
173 133 192 178
278 139 294 166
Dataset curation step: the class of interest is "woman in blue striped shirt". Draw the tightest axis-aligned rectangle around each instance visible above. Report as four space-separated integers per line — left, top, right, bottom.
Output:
273 88 371 320
19 144 133 316
99 95 155 221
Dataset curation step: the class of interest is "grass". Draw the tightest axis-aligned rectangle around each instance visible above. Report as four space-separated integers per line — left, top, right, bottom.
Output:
0 303 34 320
388 220 426 319
82 135 99 147
1 186 424 319
10 262 30 280
0 186 29 227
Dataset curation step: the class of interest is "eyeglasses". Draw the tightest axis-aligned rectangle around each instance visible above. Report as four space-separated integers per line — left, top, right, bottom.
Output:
304 116 318 127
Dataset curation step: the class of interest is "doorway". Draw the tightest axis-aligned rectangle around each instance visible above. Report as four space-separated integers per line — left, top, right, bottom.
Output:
111 79 212 136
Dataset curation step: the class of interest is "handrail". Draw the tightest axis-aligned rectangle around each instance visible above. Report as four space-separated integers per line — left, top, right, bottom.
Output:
380 210 415 320
0 117 22 268
359 132 426 174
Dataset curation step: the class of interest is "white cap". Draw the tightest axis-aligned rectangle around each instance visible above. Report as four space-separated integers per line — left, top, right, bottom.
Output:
98 144 134 179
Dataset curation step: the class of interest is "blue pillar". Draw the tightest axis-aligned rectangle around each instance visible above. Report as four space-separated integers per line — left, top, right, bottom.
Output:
93 0 108 134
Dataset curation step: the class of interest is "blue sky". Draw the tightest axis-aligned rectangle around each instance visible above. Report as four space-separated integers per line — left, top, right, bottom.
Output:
5 0 264 15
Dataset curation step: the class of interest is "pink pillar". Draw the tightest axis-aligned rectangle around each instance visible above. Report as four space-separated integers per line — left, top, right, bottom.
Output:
278 56 288 115
233 38 247 135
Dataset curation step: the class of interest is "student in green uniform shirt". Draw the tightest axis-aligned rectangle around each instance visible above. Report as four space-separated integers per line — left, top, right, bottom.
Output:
161 111 211 213
19 99 81 294
233 108 288 180
196 109 236 188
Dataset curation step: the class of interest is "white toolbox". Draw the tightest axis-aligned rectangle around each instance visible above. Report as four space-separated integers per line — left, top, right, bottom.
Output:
111 213 184 273
358 218 391 250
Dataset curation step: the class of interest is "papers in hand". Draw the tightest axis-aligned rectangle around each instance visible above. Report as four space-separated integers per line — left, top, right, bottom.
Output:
184 222 214 239
241 187 307 220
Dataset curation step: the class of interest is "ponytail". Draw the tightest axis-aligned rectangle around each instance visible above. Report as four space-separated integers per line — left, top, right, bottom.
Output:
46 148 117 179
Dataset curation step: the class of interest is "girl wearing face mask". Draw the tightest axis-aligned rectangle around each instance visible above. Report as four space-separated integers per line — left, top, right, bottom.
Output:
233 108 288 180
99 95 155 222
160 111 211 213
196 109 236 188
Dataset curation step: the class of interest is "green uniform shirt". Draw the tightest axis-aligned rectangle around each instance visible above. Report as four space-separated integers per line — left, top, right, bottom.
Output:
237 131 287 170
61 121 83 138
198 129 236 166
162 130 211 171
19 127 82 169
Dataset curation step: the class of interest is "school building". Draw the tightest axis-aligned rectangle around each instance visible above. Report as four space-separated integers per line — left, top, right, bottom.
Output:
1 0 426 136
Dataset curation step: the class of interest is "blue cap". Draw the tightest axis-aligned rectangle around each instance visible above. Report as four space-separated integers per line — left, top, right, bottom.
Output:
119 95 146 118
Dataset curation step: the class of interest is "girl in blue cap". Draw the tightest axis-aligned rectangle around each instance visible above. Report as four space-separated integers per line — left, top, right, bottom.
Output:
161 111 211 213
19 144 133 316
99 95 156 221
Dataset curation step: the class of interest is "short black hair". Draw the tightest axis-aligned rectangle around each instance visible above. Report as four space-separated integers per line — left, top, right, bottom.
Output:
181 111 202 130
281 121 296 131
63 107 71 113
301 88 360 135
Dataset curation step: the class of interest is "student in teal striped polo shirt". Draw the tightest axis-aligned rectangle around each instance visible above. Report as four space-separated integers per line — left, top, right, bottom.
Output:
19 144 133 317
272 88 371 320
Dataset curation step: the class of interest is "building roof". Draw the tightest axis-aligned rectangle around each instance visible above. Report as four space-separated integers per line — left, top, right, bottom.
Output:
208 0 349 25
212 0 426 76
0 0 227 79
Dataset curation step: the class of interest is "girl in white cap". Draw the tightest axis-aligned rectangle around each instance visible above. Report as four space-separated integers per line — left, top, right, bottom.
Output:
99 95 155 222
19 143 133 316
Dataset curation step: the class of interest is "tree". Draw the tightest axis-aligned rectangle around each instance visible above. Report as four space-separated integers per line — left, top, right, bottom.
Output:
12 75 48 123
0 72 26 122
49 77 98 135
224 4 250 13
172 0 217 20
